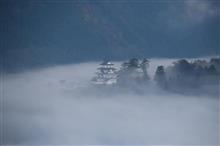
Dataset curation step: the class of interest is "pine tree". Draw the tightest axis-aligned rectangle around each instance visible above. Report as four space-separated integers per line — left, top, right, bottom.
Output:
140 58 150 80
154 65 167 88
117 58 143 85
92 61 117 85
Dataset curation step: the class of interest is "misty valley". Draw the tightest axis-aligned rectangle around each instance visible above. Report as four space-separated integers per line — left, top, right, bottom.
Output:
1 57 219 145
2 0 219 145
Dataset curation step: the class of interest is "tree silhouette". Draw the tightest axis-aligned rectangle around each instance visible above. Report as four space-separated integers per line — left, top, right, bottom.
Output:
140 58 150 80
154 66 167 88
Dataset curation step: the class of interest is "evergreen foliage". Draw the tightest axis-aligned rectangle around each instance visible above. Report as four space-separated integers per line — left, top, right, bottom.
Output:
154 66 167 88
91 58 220 92
117 58 150 86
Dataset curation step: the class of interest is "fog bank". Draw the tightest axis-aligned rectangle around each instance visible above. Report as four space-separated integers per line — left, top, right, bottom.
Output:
1 59 219 145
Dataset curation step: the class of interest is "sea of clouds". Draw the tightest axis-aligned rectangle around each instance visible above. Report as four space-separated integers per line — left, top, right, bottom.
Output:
1 58 219 145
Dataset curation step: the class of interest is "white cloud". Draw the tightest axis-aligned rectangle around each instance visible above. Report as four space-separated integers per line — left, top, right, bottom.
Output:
167 0 219 28
184 0 219 23
1 59 219 145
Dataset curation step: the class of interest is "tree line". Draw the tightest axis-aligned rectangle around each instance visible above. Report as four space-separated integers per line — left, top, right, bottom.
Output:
92 58 220 91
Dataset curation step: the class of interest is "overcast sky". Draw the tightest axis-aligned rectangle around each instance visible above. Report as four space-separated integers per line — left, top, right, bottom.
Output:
1 0 219 72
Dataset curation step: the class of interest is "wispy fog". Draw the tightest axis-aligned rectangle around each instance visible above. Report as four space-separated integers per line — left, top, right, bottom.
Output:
1 59 219 145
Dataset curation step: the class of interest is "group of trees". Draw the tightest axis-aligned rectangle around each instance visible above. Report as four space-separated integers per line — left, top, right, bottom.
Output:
92 58 150 86
154 58 220 90
117 58 150 85
92 58 220 90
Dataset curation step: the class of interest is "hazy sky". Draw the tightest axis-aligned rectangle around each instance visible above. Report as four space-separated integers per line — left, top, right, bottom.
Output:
1 0 219 71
